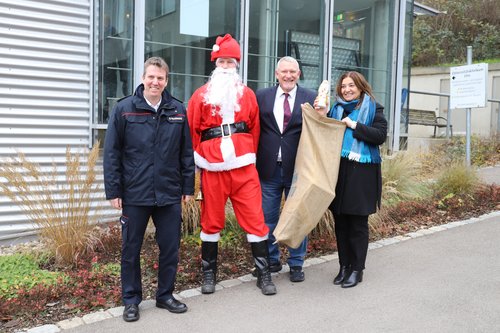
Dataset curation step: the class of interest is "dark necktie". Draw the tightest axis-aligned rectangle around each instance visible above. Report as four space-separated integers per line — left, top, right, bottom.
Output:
283 93 291 130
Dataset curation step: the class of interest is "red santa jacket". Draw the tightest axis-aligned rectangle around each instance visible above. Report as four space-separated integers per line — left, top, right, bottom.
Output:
187 83 260 171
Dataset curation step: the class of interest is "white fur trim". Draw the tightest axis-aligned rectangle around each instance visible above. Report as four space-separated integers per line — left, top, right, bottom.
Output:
212 44 220 52
200 231 221 242
220 137 236 162
194 151 256 171
247 233 268 243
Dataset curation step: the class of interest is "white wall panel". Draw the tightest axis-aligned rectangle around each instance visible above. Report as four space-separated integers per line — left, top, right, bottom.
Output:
0 0 116 243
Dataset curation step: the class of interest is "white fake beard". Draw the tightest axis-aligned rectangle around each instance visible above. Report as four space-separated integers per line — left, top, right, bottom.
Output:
204 67 244 123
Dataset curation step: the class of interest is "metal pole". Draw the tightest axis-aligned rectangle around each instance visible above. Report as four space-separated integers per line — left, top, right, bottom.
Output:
465 46 472 167
446 96 451 138
133 0 145 89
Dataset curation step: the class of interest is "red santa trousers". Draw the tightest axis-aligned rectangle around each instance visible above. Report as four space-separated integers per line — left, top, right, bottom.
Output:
200 164 269 238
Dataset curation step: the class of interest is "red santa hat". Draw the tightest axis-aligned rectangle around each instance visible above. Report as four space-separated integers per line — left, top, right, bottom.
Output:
210 34 241 62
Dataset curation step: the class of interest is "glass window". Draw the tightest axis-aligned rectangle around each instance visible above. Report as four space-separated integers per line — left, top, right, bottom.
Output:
96 0 133 124
144 0 239 103
94 0 399 145
247 0 325 91
332 0 395 118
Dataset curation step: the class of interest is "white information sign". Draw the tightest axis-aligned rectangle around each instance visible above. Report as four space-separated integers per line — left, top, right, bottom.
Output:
450 63 488 109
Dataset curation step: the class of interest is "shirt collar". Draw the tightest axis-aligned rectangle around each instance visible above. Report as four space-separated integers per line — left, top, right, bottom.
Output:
277 85 298 99
144 96 162 112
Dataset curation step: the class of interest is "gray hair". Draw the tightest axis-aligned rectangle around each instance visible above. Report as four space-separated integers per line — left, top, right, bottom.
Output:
277 56 300 69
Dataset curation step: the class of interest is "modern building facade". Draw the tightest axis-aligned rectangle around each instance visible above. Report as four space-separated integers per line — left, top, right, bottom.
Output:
0 0 415 241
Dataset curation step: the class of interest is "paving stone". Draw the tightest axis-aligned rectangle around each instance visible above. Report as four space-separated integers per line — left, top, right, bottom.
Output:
279 265 290 273
428 226 447 232
179 288 202 298
141 299 156 309
305 257 326 266
378 238 400 246
192 284 223 294
26 324 60 333
106 306 124 318
57 317 84 330
82 311 112 324
219 278 243 288
368 242 384 250
238 273 257 282
320 253 338 261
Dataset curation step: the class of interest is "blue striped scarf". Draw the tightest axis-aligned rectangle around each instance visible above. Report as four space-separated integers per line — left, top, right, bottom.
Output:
328 95 381 163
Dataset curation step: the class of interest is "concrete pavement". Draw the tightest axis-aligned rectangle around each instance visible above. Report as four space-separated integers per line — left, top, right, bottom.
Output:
54 211 500 333
27 166 500 333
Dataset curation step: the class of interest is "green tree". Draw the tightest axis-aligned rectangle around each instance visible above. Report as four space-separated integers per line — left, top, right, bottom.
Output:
412 0 500 66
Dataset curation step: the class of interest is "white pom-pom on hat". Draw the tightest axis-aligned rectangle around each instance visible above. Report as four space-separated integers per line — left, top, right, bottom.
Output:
210 34 241 62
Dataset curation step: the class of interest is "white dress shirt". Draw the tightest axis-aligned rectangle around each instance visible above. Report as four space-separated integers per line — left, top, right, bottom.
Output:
273 85 297 161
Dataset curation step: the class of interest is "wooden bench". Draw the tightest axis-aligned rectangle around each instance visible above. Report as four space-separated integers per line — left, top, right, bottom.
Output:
408 109 452 137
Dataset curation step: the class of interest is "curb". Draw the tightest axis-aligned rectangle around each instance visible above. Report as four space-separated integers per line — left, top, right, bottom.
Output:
22 210 500 333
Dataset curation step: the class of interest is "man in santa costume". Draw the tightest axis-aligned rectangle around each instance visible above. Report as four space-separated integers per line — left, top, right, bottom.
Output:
187 34 276 296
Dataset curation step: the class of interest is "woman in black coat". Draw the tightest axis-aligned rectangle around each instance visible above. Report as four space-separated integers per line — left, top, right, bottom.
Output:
315 71 387 288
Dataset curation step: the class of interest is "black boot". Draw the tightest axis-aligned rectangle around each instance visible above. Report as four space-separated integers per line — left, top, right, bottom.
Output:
333 265 350 285
341 270 363 288
251 240 277 295
201 241 218 294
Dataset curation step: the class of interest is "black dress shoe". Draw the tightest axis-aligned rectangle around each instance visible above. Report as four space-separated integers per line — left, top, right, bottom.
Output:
251 262 282 277
289 266 305 282
341 270 363 288
123 304 139 322
333 265 349 285
156 298 188 313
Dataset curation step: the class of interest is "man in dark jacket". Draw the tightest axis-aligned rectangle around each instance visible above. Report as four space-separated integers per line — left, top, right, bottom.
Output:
255 56 317 282
104 57 195 322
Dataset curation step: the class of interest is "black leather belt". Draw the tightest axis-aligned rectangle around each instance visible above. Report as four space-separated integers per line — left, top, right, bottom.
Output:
201 121 249 141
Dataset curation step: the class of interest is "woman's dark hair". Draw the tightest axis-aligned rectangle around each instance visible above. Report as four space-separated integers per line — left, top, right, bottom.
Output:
335 71 375 107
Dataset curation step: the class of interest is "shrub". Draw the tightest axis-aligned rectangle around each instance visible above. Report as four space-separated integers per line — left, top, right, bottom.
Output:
420 136 500 174
434 163 480 198
219 207 246 249
381 151 431 206
181 173 201 236
0 143 103 266
311 210 334 238
0 253 65 299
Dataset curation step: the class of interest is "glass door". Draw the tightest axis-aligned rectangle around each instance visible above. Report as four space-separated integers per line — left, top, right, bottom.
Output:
144 0 239 102
247 0 325 91
332 0 396 113
96 0 134 124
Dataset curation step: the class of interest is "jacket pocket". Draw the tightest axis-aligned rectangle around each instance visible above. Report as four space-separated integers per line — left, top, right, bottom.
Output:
125 114 149 123
120 215 129 242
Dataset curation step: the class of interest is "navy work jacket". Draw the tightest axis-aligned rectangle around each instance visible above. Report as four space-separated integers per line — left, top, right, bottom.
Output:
103 84 195 206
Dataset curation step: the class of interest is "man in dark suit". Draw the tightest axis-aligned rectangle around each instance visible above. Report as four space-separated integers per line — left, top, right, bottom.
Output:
255 56 317 282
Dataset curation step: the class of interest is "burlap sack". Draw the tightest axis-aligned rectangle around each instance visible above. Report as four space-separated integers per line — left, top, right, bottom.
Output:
273 103 345 248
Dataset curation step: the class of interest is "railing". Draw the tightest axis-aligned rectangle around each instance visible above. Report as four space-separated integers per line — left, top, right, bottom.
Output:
409 90 500 139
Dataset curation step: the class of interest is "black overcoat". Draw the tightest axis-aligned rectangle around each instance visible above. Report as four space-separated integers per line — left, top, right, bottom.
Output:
329 103 387 216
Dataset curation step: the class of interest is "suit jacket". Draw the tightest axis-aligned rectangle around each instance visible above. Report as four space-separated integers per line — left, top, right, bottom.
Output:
256 85 317 182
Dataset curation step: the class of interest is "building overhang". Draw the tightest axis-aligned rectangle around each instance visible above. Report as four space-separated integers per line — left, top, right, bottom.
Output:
413 1 443 17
